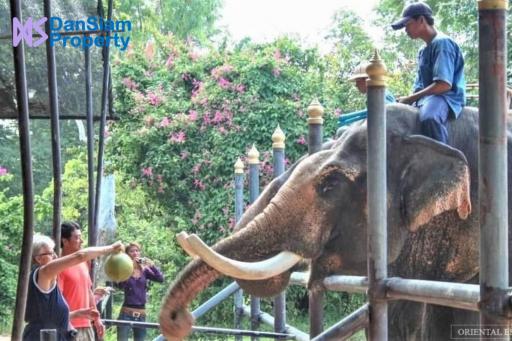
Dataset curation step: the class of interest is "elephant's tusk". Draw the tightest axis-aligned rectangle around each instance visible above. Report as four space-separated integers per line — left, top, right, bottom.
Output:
176 232 199 259
185 233 302 280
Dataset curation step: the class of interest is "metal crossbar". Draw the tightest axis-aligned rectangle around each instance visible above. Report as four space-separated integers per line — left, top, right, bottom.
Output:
104 319 295 339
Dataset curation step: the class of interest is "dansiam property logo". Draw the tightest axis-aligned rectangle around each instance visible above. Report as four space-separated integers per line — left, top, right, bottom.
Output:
12 16 131 51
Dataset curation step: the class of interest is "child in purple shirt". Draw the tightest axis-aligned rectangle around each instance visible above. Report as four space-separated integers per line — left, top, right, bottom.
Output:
117 242 164 341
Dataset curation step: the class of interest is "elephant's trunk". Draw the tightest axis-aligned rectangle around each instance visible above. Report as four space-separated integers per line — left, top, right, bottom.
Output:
159 260 220 340
159 209 296 339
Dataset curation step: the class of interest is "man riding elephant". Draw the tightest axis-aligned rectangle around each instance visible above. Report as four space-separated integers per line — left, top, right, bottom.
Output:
392 2 466 145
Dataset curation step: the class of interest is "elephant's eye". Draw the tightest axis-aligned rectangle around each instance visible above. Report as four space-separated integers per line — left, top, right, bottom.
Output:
317 172 344 195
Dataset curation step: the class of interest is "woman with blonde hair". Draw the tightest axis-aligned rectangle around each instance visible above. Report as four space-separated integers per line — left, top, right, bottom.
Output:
23 233 123 340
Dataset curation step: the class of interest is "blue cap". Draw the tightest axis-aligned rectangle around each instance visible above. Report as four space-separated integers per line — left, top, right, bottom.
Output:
391 2 433 30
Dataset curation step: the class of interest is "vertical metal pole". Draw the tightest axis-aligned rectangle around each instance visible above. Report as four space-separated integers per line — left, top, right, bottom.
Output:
44 0 62 254
92 0 113 281
307 99 324 155
272 126 287 333
366 51 388 341
39 329 57 341
233 158 245 341
307 100 325 338
84 40 95 255
478 1 509 336
10 1 35 339
105 281 113 320
248 145 260 340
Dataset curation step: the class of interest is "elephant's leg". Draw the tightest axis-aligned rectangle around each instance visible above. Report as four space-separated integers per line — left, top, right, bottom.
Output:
450 308 480 341
389 301 427 340
422 304 455 341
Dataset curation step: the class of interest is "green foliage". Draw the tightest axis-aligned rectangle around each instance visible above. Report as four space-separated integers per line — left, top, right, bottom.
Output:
113 0 223 44
0 175 23 331
109 35 342 249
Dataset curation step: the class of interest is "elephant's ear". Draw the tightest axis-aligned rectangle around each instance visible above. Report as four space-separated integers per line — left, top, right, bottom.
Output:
395 135 471 232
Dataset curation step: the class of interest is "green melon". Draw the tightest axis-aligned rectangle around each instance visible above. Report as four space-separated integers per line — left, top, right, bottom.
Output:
104 252 134 282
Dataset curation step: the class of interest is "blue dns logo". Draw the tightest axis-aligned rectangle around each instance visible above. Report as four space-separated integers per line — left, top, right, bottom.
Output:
12 16 131 51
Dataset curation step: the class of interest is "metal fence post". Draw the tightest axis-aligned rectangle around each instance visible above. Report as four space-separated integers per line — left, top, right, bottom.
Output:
366 50 388 341
272 125 287 333
307 99 325 338
234 158 245 341
248 145 261 340
44 0 63 253
85 43 96 263
478 0 509 337
10 0 36 339
307 99 324 155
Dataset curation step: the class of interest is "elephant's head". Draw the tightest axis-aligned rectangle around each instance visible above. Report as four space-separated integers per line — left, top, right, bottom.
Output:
159 115 471 340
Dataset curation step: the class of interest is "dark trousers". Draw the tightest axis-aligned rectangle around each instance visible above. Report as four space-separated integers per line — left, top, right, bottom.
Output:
117 312 146 341
417 95 450 144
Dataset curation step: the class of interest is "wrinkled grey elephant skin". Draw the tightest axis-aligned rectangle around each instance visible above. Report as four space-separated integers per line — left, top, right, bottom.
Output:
159 103 512 340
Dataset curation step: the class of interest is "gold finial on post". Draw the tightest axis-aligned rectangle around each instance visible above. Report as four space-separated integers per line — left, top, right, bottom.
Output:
234 158 244 174
307 99 324 125
272 125 286 149
366 49 387 87
478 0 508 10
247 144 260 164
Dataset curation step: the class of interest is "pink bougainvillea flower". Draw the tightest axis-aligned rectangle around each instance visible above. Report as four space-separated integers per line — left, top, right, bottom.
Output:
222 65 234 73
217 77 231 89
212 111 223 124
122 77 138 91
228 217 236 229
188 110 198 121
144 41 155 61
202 112 211 125
192 163 201 174
147 92 162 106
211 64 234 79
188 51 199 61
193 178 206 190
272 67 281 77
274 49 282 61
334 108 342 117
159 117 171 128
165 54 174 68
234 84 245 93
191 80 204 99
169 131 186 144
142 167 153 177
296 136 307 145
0 166 8 176
262 163 273 176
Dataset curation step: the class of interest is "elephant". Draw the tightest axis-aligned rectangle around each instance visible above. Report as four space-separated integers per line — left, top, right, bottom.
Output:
159 103 512 340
